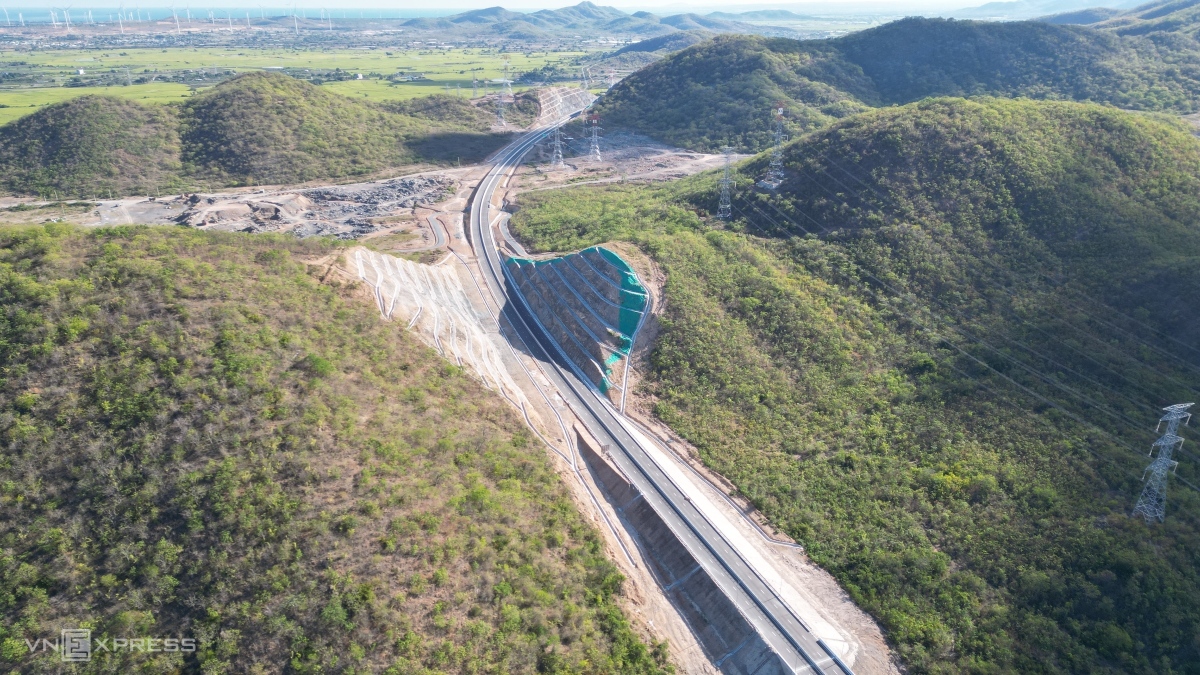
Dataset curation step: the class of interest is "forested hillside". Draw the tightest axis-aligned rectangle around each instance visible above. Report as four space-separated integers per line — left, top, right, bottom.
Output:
511 98 1200 673
595 18 1200 151
0 225 669 673
0 72 515 197
0 96 184 198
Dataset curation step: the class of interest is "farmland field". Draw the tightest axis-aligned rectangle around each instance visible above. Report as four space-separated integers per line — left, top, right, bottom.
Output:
0 46 589 123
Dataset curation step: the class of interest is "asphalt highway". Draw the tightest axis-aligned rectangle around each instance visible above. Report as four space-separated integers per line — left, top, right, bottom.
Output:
466 117 851 675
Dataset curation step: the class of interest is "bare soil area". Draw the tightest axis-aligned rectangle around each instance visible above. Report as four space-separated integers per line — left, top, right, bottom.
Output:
511 130 737 192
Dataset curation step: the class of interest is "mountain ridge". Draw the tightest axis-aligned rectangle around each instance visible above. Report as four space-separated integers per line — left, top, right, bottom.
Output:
594 17 1200 151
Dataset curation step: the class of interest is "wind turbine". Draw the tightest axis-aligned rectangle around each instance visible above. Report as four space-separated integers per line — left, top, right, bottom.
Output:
54 6 72 33
171 7 180 33
2 8 9 26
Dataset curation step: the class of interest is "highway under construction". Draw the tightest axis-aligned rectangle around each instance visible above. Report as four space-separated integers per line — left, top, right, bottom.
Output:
345 89 896 674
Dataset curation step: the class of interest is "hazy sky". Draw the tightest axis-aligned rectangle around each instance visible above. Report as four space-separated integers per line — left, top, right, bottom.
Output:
25 1 972 14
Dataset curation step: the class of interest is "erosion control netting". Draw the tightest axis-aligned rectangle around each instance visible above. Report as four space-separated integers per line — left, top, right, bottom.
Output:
504 246 647 393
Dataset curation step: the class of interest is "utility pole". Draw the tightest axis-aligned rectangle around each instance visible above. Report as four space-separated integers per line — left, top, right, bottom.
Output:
1133 403 1194 522
759 101 789 191
586 113 602 162
718 146 734 219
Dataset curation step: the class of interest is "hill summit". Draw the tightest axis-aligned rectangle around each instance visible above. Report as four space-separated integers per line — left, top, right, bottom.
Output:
595 18 1200 151
0 71 512 197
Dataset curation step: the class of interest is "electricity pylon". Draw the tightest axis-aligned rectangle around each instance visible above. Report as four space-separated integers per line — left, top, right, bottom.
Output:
1133 402 1193 523
496 61 513 127
759 101 788 191
718 146 734 219
551 126 565 168
586 114 602 162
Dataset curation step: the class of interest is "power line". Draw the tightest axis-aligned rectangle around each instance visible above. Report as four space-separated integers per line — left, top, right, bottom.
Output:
731 198 1200 506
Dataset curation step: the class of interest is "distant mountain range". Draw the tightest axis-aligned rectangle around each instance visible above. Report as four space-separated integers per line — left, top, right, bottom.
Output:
399 2 799 37
952 0 1140 19
1039 0 1200 35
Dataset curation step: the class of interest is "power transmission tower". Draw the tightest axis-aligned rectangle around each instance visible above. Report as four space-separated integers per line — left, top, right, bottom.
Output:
1133 402 1194 523
496 61 513 128
551 126 565 168
758 101 788 191
586 114 602 161
718 146 734 219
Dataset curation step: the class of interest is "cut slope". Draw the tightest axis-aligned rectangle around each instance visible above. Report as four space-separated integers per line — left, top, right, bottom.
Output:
0 95 182 197
596 19 1200 151
511 98 1200 673
0 224 670 674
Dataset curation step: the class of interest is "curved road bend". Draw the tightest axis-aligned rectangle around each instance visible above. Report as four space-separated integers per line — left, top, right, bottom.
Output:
466 119 851 675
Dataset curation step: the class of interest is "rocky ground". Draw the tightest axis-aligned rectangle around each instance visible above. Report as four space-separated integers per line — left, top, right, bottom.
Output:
0 173 461 244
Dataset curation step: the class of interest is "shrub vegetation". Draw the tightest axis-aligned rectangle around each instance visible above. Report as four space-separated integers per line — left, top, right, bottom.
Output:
0 224 670 674
0 72 522 197
595 18 1200 151
511 97 1200 673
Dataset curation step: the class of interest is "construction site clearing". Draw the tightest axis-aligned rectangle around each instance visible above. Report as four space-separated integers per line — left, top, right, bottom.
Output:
0 131 732 254
0 99 898 673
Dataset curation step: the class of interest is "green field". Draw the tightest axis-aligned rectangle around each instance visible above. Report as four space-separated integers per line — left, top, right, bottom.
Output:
0 83 193 124
0 46 588 123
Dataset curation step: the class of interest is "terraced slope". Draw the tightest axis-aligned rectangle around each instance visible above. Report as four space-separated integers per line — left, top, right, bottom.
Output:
504 246 647 395
511 97 1200 673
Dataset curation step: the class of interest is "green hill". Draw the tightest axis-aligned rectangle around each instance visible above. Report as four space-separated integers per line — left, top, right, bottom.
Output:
595 19 1200 151
0 224 669 673
511 98 1200 673
1095 0 1200 36
179 71 434 186
0 96 183 198
0 72 519 196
